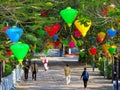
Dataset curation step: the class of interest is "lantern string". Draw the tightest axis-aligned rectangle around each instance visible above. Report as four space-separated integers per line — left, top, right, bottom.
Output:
6 22 9 26
16 20 19 26
57 24 63 35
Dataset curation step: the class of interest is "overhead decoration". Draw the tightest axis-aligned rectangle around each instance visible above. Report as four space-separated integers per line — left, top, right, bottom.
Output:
60 7 78 27
2 26 10 33
10 42 29 64
74 20 92 37
6 48 12 56
44 23 60 37
107 27 117 38
54 40 60 47
69 41 75 48
108 45 117 55
41 11 48 17
53 34 58 41
62 39 68 45
79 51 85 57
102 4 116 16
102 43 111 56
89 47 97 56
97 32 106 43
6 26 23 42
77 40 83 47
73 29 81 38
37 29 45 36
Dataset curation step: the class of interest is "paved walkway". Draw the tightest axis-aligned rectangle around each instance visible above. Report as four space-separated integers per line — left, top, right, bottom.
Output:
15 56 113 90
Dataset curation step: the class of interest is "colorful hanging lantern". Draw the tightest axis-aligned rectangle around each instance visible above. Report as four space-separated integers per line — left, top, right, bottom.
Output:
60 7 78 27
69 41 75 48
54 40 60 47
97 32 106 43
89 47 97 56
77 40 83 46
44 23 60 37
107 27 117 38
74 20 92 37
62 39 68 45
6 26 23 42
10 42 29 64
73 29 81 38
2 26 10 33
102 4 116 16
79 51 85 57
37 30 45 36
53 34 58 41
41 11 48 17
108 45 117 55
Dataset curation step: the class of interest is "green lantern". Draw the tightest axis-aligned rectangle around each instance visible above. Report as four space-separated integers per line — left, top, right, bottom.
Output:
108 47 116 55
79 51 85 57
77 40 83 46
62 39 68 45
37 30 45 36
60 7 78 27
10 42 29 64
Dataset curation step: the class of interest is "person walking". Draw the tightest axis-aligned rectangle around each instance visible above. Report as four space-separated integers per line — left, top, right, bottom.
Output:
23 59 30 80
43 56 49 71
80 68 89 90
31 61 38 80
64 64 71 85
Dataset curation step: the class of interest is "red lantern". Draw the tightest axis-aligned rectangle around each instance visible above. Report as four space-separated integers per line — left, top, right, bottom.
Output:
2 26 10 33
44 24 60 37
6 47 12 56
54 40 60 46
89 47 97 55
41 11 48 17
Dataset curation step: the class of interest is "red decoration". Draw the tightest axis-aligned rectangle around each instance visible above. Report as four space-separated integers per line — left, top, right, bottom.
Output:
54 40 60 46
41 11 48 17
89 47 97 55
2 26 10 33
73 29 81 38
6 48 12 56
44 24 60 37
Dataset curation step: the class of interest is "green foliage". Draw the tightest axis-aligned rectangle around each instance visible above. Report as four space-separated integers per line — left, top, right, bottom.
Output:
106 62 112 79
97 59 104 75
3 63 13 77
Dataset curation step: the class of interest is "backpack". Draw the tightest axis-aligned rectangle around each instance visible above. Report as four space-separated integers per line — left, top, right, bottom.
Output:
83 71 89 80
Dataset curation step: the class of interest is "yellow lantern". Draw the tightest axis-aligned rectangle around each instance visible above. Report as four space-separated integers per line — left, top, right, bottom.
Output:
74 20 92 37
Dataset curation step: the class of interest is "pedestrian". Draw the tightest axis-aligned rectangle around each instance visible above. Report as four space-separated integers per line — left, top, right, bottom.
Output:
80 68 89 90
60 44 63 57
23 59 30 80
43 55 49 71
31 61 38 80
64 64 71 85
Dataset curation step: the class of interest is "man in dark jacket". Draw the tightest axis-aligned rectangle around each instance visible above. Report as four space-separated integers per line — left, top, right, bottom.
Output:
23 59 30 80
80 68 89 90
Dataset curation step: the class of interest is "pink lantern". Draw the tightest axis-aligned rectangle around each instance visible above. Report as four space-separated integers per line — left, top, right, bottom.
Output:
73 29 81 38
69 41 75 48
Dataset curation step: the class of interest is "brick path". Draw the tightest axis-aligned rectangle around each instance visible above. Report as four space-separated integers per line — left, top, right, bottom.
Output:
15 56 113 90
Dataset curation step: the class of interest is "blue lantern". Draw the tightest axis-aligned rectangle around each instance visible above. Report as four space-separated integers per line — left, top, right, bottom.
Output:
6 26 23 42
53 34 58 41
107 27 117 38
